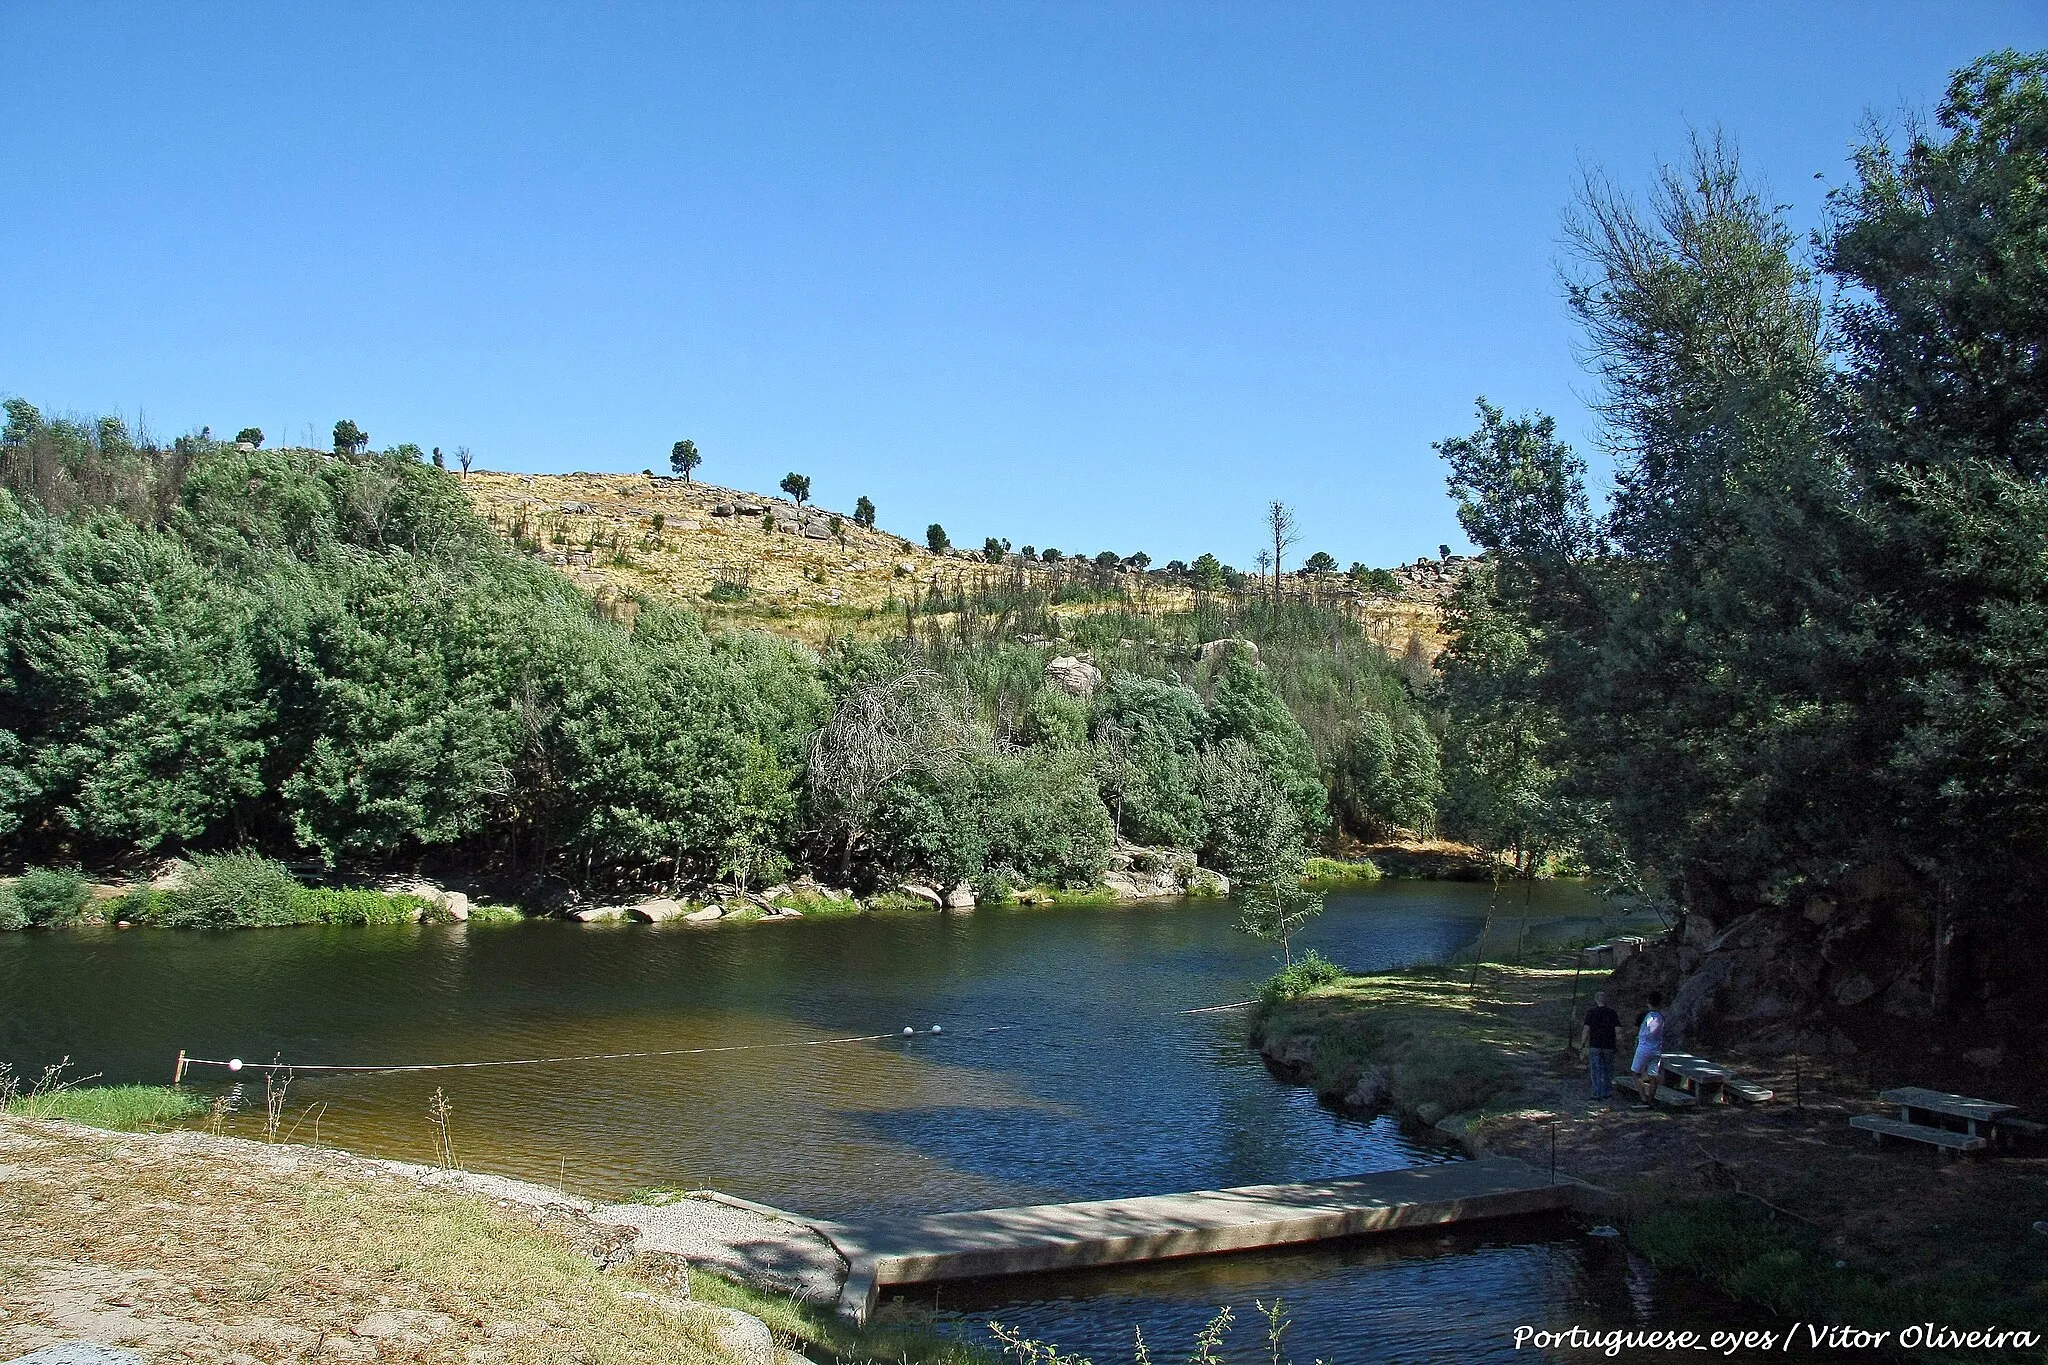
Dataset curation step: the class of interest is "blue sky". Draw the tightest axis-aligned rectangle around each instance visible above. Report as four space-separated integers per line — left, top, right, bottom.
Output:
5 4 2043 570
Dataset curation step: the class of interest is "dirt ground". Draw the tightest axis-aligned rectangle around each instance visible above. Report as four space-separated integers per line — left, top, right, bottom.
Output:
0 1116 754 1365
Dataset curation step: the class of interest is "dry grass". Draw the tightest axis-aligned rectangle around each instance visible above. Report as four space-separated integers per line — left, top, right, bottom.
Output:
459 469 1448 653
0 1115 747 1363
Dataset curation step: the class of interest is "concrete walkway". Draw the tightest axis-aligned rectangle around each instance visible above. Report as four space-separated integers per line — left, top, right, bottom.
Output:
814 1155 1591 1323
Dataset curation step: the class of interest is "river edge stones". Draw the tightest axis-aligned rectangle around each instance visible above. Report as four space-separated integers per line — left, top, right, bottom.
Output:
551 843 1232 928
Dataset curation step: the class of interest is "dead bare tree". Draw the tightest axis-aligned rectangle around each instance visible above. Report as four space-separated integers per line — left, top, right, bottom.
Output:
1264 500 1300 601
807 670 971 881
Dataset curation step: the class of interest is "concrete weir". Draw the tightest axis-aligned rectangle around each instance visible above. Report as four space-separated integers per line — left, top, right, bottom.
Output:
814 1156 1602 1324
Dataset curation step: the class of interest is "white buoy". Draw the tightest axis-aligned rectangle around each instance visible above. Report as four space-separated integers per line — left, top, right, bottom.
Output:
903 1027 914 1035
931 1025 943 1034
227 1058 243 1072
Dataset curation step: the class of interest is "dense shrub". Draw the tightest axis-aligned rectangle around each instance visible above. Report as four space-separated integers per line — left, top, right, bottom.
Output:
1260 949 1345 1003
1197 740 1304 882
156 851 305 927
0 400 1441 895
0 884 23 931
293 887 432 925
132 855 431 929
13 867 89 926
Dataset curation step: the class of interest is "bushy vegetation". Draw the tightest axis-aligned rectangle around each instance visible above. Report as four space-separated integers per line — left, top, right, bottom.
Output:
1259 949 1344 1002
1303 856 1381 884
12 866 88 925
0 397 1442 907
1432 52 2048 1002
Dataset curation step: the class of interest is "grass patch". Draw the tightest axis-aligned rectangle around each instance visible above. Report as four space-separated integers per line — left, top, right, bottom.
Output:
692 1269 995 1364
767 889 863 918
1250 958 1562 1119
5 1083 203 1131
294 886 431 925
466 902 525 925
1259 950 1345 1003
1304 856 1382 886
864 891 940 913
1045 886 1119 907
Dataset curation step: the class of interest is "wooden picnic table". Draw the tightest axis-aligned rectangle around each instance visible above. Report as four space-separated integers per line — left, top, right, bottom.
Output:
1880 1086 2017 1139
1659 1055 1728 1105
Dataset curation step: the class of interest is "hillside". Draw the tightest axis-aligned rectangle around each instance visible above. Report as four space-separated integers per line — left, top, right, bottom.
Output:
459 468 1455 653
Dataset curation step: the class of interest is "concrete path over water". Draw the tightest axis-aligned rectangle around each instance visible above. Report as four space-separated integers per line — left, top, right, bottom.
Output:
813 1155 1600 1323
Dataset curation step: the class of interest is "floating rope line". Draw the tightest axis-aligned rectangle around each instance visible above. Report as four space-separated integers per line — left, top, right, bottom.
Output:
171 998 1255 1084
172 1027 953 1083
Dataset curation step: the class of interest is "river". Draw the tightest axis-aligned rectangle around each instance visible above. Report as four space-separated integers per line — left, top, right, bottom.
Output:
2 881 1718 1361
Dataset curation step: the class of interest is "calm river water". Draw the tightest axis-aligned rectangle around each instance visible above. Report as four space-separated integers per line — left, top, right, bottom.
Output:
2 882 1720 1361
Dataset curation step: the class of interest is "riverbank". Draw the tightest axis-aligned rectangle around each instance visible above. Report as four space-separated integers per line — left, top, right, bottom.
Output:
1251 952 2048 1354
0 1112 989 1365
0 843 1402 937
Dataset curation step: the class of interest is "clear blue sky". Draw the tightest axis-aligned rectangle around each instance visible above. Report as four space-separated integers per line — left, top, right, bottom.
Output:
5 4 2042 570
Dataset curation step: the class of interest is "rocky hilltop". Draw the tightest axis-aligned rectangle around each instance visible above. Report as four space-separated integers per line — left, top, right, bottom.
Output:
459 468 1457 653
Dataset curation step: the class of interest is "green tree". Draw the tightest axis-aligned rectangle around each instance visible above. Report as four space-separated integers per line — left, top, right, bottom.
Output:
1205 650 1326 834
779 472 811 505
983 536 1009 563
670 439 701 481
236 427 264 448
0 501 268 855
926 523 949 553
1197 738 1305 881
1435 557 1570 872
1824 51 2048 1003
1093 676 1208 847
854 495 876 527
332 420 367 456
1191 553 1226 592
1302 551 1338 575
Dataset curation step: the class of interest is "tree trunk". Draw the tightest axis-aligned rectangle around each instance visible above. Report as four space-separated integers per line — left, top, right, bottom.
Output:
1932 879 1956 1017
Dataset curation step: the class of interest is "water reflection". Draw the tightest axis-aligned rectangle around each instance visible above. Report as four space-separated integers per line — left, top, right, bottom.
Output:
1 883 1694 1358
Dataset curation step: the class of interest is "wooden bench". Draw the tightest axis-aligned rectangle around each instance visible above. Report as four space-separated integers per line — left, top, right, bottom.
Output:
1850 1113 1985 1152
1725 1079 1775 1105
1653 1085 1699 1108
1879 1086 2015 1146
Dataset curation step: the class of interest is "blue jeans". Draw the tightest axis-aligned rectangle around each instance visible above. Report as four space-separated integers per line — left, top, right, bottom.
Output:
1588 1047 1615 1099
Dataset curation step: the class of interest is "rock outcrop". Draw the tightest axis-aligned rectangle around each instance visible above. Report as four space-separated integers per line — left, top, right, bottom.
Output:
1198 638 1259 667
1099 841 1226 899
1044 655 1102 697
628 897 685 924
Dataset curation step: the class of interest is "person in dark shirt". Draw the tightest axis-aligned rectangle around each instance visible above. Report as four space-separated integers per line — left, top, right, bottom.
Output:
1579 990 1621 1100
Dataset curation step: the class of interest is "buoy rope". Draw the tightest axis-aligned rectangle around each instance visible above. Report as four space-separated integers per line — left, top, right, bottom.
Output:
178 1028 945 1076
173 998 1255 1080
